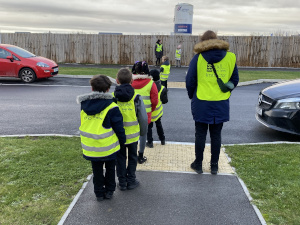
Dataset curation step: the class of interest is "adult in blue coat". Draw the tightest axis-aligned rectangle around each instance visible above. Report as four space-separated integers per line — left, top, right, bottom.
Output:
186 30 239 174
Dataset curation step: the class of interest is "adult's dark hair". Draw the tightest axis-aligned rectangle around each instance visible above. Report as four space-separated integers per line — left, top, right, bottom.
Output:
201 30 217 41
117 68 132 84
90 75 112 92
132 61 149 75
156 39 161 44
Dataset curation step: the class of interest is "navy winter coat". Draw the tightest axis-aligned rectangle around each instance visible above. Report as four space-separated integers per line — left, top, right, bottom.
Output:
186 39 239 124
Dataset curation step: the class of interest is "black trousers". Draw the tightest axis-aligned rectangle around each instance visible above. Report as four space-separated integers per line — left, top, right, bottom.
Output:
194 122 223 164
156 57 161 66
161 80 168 89
147 117 165 143
116 142 138 186
91 160 116 198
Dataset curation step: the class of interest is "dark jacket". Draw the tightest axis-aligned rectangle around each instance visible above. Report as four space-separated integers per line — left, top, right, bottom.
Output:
154 80 168 104
186 39 239 124
114 84 148 137
77 92 126 161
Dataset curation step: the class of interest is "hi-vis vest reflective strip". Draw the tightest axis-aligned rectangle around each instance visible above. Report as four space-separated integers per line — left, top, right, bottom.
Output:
156 43 163 52
112 92 140 144
160 64 170 81
134 80 153 113
79 102 120 158
196 52 236 101
176 49 181 59
151 86 164 122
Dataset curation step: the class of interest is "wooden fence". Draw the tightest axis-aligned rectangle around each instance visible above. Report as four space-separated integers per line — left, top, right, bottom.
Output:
0 33 299 67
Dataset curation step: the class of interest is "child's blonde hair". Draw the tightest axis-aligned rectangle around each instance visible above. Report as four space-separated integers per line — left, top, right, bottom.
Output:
162 56 169 62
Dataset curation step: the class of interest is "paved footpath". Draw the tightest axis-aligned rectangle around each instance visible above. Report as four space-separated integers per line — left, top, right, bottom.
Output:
59 143 264 225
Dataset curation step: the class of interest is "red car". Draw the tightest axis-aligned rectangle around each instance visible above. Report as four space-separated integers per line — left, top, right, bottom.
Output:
0 44 58 83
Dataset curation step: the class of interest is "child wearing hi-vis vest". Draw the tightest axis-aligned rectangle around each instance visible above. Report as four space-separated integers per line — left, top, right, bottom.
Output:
160 56 171 89
113 68 148 191
146 69 168 148
77 75 126 202
131 61 158 164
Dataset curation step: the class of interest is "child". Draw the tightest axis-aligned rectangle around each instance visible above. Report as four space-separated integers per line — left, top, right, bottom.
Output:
77 75 126 201
113 68 148 190
175 44 182 67
160 56 171 89
146 69 168 148
131 61 158 164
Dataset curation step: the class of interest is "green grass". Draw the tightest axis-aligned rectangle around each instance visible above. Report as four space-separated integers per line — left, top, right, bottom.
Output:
59 67 119 78
58 66 300 82
0 136 91 225
225 144 300 225
238 70 300 82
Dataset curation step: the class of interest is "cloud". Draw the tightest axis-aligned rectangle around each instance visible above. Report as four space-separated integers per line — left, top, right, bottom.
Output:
0 0 299 35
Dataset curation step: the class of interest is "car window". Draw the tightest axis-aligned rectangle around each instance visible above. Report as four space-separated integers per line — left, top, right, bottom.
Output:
13 55 20 61
6 46 36 58
0 48 11 59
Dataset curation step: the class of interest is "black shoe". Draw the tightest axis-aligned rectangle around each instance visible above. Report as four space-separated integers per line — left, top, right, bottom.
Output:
161 139 165 145
118 184 127 191
211 162 218 175
138 156 147 164
96 196 104 202
190 161 203 174
146 142 154 148
104 191 114 199
127 180 140 190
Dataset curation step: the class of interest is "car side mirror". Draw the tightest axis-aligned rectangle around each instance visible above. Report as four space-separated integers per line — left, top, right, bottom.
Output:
6 55 14 62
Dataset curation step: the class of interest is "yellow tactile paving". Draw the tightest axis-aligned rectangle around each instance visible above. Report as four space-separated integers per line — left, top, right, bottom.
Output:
136 143 234 174
167 82 186 88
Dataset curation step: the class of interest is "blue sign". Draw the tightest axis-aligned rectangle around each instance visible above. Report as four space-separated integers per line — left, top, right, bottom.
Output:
174 24 192 34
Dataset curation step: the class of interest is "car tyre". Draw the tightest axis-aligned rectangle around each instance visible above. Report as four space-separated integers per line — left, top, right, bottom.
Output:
19 68 36 83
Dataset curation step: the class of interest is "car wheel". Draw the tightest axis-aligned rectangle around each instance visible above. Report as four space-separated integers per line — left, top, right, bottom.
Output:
19 68 36 83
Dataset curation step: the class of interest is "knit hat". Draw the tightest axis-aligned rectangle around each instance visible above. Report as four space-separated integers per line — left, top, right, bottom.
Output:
132 61 149 75
150 69 160 81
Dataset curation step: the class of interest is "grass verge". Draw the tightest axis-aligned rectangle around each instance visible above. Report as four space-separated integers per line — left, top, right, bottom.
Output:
58 66 300 82
0 136 91 225
225 144 300 225
59 67 119 78
238 70 300 82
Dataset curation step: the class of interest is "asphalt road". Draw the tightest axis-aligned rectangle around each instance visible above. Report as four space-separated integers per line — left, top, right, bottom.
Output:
1 78 299 144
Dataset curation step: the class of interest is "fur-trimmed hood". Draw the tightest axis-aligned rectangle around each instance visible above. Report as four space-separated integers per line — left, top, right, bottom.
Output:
194 39 229 54
76 92 113 104
132 74 152 80
76 92 114 116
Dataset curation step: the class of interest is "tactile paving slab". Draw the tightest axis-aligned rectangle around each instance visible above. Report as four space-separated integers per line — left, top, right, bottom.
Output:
137 142 234 174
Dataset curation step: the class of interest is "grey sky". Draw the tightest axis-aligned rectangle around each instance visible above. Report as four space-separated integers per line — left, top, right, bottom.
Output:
0 0 299 35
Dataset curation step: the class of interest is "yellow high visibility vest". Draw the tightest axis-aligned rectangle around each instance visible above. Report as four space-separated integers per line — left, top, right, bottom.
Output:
196 52 236 101
151 85 164 122
160 64 170 81
79 102 120 158
113 92 140 144
176 49 181 59
134 80 153 113
156 43 163 52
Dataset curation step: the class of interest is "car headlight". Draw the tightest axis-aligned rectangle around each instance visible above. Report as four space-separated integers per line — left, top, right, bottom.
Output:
37 62 50 67
274 98 300 109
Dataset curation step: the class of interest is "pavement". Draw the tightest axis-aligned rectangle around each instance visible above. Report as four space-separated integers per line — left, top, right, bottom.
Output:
55 65 271 225
59 143 264 225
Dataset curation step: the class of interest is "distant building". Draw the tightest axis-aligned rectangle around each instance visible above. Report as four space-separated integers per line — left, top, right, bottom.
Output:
174 3 193 35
